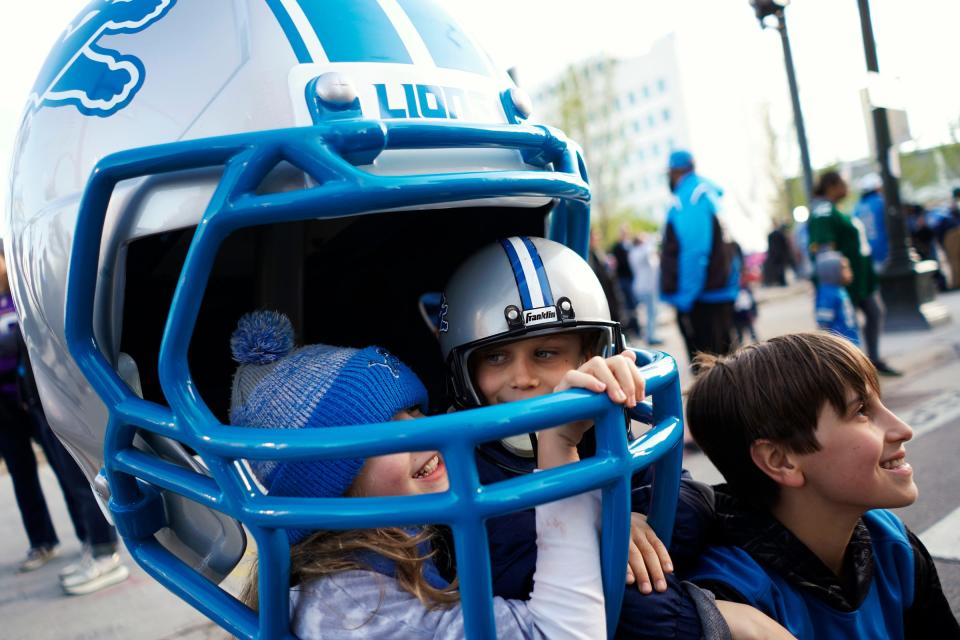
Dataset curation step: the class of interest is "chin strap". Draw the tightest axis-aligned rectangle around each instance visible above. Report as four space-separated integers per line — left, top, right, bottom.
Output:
499 432 538 459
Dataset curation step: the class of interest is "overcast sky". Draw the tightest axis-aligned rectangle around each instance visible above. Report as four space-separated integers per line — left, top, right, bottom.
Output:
2 1 957 226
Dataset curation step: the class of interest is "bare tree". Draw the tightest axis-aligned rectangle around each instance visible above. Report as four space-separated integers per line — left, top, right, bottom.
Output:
761 102 791 224
550 57 625 237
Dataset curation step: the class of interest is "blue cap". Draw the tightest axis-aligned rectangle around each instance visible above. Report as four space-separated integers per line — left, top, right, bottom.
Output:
668 149 694 171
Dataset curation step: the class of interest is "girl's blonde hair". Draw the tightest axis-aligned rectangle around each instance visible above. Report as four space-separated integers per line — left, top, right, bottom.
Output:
241 526 460 611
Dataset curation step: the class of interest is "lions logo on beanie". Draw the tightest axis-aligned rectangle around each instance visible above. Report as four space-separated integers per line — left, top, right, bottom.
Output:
229 311 429 544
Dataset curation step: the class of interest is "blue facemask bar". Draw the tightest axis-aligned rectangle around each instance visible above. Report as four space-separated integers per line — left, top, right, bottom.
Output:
64 119 683 639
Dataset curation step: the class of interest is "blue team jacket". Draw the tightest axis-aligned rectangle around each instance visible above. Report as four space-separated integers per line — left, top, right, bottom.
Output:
855 191 888 265
691 509 914 639
815 283 861 346
660 173 733 312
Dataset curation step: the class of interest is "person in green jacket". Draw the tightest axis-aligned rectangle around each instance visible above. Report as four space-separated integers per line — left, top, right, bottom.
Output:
807 171 901 376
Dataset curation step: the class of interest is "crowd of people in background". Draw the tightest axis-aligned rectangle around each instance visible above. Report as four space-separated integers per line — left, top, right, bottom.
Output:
588 147 960 379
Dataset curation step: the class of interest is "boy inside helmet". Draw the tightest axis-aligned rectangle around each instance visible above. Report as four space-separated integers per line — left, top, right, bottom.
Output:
439 236 792 639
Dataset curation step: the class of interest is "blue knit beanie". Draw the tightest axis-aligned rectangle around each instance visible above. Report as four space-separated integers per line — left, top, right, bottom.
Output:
228 311 429 545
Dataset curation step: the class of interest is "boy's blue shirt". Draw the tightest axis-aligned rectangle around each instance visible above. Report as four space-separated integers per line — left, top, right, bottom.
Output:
816 283 860 346
684 487 960 639
691 509 913 639
475 440 715 639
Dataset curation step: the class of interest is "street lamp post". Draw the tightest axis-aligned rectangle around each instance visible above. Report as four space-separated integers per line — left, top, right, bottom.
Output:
750 0 814 207
855 0 949 330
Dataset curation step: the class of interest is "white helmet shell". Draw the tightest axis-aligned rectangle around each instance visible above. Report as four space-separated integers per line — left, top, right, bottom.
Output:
7 0 538 481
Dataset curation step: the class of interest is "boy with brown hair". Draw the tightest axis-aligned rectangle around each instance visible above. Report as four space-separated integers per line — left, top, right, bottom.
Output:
684 332 959 639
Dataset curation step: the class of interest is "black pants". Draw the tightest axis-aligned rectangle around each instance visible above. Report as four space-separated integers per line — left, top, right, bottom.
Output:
0 395 58 549
30 405 117 552
618 276 641 335
857 292 883 365
677 301 735 365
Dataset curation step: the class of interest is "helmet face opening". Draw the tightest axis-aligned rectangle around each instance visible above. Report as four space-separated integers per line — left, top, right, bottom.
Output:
454 324 624 407
121 203 553 420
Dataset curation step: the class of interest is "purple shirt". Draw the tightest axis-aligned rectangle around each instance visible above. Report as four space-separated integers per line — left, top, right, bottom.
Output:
0 292 20 397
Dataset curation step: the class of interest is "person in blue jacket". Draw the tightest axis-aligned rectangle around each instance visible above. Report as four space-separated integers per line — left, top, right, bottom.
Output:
684 332 959 639
814 251 860 346
854 173 888 270
659 150 737 364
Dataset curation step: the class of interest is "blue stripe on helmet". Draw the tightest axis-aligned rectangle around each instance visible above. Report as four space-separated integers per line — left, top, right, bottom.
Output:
265 0 313 64
500 238 533 310
396 0 493 75
520 236 555 306
295 0 412 64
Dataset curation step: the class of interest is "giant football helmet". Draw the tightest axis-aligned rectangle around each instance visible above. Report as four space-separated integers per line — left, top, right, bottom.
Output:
6 1 684 638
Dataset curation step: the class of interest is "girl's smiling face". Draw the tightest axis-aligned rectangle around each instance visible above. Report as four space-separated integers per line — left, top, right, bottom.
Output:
350 408 449 497
795 389 917 512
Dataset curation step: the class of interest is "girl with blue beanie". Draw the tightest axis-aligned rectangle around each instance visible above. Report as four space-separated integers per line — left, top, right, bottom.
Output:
230 311 606 639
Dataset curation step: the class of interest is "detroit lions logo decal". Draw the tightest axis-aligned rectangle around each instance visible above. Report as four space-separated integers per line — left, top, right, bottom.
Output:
29 0 177 117
438 294 449 334
368 348 403 379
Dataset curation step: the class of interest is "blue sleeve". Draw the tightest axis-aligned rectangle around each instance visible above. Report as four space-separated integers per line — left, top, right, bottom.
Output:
686 546 783 619
815 290 835 328
663 199 712 312
616 574 705 639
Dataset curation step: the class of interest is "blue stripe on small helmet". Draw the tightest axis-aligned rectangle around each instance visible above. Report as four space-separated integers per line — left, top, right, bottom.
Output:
499 237 555 310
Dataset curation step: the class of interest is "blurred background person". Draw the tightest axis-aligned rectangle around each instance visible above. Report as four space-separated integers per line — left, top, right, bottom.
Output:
17 332 129 595
628 232 663 346
660 149 736 363
588 228 627 328
853 172 888 271
814 251 860 347
808 171 899 376
762 223 793 287
944 187 960 288
791 213 813 281
905 203 948 292
732 244 759 345
0 247 59 572
609 224 641 339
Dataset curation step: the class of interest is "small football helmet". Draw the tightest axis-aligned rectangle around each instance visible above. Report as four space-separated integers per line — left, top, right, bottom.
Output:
440 236 624 408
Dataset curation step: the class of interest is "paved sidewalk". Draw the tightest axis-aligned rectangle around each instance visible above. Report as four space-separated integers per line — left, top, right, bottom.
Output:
0 463 227 640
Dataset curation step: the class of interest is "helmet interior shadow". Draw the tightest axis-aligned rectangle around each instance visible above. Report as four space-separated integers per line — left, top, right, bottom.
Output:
120 203 552 421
